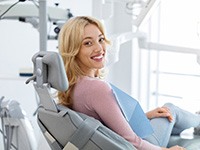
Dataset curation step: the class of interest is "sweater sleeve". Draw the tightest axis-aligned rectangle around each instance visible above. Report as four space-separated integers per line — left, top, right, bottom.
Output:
73 78 161 150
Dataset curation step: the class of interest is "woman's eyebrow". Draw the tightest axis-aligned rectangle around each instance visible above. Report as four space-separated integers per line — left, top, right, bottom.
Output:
82 34 104 41
99 34 104 37
83 37 92 40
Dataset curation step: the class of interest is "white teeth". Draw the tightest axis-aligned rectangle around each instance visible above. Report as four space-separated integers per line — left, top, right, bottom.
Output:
93 55 103 59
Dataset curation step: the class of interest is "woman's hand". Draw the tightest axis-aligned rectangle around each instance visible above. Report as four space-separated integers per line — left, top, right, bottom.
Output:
146 106 173 122
162 145 186 150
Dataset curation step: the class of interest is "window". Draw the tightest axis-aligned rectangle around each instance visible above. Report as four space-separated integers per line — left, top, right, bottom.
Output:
138 0 200 113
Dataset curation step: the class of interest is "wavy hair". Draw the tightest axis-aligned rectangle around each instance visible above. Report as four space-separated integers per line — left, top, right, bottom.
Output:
57 16 110 108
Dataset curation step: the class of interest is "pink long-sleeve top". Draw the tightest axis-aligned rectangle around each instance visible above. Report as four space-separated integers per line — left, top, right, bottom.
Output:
72 76 161 150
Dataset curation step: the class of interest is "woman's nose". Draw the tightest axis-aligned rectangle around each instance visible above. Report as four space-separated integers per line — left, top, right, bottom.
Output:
94 43 104 52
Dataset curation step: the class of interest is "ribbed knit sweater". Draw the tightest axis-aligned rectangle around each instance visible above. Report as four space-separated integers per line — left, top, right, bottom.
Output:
72 76 161 150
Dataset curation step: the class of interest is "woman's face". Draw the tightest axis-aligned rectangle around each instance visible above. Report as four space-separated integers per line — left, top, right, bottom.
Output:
77 24 106 77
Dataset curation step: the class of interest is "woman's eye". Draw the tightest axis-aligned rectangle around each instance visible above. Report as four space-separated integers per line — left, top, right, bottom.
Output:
84 41 92 46
99 37 105 43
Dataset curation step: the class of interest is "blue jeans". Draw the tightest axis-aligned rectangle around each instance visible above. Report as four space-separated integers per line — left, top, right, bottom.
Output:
143 103 200 147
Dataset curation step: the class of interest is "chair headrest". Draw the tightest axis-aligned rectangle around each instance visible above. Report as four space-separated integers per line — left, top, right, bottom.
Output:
32 51 68 92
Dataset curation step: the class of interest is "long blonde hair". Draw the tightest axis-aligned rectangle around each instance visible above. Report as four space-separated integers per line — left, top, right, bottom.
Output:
58 16 110 108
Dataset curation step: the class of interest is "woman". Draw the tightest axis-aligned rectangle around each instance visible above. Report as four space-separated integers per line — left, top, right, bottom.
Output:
57 16 200 150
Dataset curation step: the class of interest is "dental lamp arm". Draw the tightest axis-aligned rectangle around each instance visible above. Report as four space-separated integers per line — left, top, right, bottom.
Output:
0 3 68 21
109 31 200 65
138 37 200 65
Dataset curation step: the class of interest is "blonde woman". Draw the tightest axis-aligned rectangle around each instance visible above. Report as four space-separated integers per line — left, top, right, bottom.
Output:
57 16 199 150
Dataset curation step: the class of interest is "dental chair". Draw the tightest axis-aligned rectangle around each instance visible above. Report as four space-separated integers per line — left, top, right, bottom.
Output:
0 96 37 150
27 51 200 150
27 51 136 150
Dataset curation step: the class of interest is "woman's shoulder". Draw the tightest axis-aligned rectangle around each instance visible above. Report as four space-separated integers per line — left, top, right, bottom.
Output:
77 76 111 91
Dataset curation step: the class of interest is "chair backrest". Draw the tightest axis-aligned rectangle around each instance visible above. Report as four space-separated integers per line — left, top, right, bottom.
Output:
28 51 136 150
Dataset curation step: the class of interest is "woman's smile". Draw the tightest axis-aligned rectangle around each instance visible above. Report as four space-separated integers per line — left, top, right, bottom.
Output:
91 53 104 62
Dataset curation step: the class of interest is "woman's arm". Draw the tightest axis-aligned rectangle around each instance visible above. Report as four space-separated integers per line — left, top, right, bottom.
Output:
85 80 161 150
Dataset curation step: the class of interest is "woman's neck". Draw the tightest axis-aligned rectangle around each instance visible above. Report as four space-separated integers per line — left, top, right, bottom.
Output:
84 69 98 78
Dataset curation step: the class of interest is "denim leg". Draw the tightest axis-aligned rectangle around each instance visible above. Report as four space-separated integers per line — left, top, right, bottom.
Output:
166 103 200 135
143 113 176 147
143 103 200 147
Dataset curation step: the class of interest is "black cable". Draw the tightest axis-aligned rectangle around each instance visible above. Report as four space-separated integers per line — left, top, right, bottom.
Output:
0 1 21 19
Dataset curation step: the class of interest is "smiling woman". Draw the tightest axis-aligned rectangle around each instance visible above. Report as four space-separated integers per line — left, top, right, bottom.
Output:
57 16 110 108
57 16 200 150
76 24 106 77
